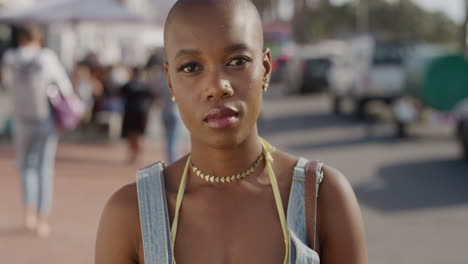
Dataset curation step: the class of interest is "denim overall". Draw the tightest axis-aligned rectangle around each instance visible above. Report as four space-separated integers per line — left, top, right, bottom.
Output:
136 157 320 264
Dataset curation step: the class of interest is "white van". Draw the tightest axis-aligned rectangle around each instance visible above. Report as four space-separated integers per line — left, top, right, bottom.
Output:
353 40 406 117
329 37 406 117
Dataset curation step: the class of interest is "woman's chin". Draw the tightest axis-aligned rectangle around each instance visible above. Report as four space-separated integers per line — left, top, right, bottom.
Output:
197 129 258 150
206 135 243 149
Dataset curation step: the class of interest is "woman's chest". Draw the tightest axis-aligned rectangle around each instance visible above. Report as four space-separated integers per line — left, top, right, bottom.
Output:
175 203 286 263
169 188 289 264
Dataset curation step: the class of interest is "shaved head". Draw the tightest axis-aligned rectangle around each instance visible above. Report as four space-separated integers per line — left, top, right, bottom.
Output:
164 0 264 58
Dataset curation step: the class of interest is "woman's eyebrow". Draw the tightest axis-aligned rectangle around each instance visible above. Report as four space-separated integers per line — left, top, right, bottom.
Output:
224 43 251 53
174 49 201 60
174 44 251 60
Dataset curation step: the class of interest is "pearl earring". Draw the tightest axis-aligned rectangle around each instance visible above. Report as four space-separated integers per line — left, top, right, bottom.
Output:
171 95 176 102
263 78 269 91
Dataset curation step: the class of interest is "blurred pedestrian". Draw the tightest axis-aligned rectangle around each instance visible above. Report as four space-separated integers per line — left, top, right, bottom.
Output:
146 53 184 163
120 67 154 163
80 53 105 125
71 62 99 126
1 24 73 238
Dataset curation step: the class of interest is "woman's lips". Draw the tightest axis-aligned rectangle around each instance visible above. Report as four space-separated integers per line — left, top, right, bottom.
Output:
204 106 239 129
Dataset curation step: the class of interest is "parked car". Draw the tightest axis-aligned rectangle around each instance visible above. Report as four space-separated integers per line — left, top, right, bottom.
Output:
283 44 335 95
457 120 468 160
455 100 468 160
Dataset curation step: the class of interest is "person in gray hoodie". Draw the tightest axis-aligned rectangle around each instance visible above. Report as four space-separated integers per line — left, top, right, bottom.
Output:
1 24 73 238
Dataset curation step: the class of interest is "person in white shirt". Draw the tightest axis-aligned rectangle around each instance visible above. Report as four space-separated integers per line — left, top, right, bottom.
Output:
1 24 73 238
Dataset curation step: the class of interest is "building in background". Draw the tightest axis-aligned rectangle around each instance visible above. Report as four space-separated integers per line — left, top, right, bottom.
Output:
0 0 165 70
0 0 35 10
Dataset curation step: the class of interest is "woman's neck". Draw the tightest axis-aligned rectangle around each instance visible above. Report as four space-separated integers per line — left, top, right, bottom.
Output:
189 132 263 180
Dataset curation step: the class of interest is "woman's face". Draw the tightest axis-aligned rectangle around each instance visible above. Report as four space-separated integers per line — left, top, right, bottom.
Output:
164 4 271 149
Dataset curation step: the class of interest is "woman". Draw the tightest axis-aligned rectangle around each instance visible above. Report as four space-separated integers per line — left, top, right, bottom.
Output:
95 0 367 263
2 24 73 238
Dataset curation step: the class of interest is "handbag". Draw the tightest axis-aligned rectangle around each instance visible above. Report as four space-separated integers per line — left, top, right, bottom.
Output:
305 160 324 251
47 83 85 132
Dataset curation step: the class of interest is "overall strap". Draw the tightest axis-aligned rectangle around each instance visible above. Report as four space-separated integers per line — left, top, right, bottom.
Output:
287 157 309 244
305 160 324 251
136 162 173 264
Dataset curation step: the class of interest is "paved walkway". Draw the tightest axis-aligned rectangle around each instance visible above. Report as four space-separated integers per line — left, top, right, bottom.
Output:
0 139 173 264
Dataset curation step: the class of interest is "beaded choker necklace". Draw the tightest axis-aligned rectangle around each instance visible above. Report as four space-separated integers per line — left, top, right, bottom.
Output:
190 154 264 183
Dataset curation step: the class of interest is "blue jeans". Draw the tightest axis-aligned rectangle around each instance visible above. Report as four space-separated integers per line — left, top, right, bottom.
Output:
13 118 58 215
162 103 182 163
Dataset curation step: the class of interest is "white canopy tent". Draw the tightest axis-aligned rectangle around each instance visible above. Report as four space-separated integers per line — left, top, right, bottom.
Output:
0 0 143 23
0 0 36 11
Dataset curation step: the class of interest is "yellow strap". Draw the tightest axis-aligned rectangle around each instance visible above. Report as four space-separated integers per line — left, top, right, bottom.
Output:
260 138 290 264
171 155 191 263
171 138 289 264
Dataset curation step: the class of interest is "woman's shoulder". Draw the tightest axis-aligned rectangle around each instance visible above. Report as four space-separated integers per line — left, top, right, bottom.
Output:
290 156 356 214
273 150 348 187
98 183 143 242
100 183 140 227
108 182 139 205
96 183 141 262
273 150 359 218
319 164 356 208
316 164 368 262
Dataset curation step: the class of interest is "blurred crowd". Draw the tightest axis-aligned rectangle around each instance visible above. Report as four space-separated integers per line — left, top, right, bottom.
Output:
71 49 184 163
0 24 183 238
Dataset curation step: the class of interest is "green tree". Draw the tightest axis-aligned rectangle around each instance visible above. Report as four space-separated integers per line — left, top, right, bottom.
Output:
257 0 460 45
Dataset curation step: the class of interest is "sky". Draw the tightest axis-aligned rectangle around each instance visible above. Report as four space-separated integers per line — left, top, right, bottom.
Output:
330 0 466 24
410 0 465 23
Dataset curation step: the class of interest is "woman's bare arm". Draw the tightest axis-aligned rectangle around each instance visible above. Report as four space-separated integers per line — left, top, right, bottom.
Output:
95 184 141 264
318 166 368 264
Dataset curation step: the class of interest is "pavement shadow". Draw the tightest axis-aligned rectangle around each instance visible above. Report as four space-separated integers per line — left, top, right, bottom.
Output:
288 133 397 152
354 158 468 212
0 226 29 238
56 155 127 167
0 146 127 167
0 144 14 156
259 112 358 135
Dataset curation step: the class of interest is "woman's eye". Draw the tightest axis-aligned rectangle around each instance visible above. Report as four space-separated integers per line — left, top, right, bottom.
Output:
228 57 250 66
178 63 200 73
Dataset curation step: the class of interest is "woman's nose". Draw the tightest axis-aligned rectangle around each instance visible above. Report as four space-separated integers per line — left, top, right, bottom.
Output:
204 73 234 101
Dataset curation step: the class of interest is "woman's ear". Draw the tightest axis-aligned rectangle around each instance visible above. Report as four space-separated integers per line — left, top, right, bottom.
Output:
164 61 174 96
262 48 273 83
